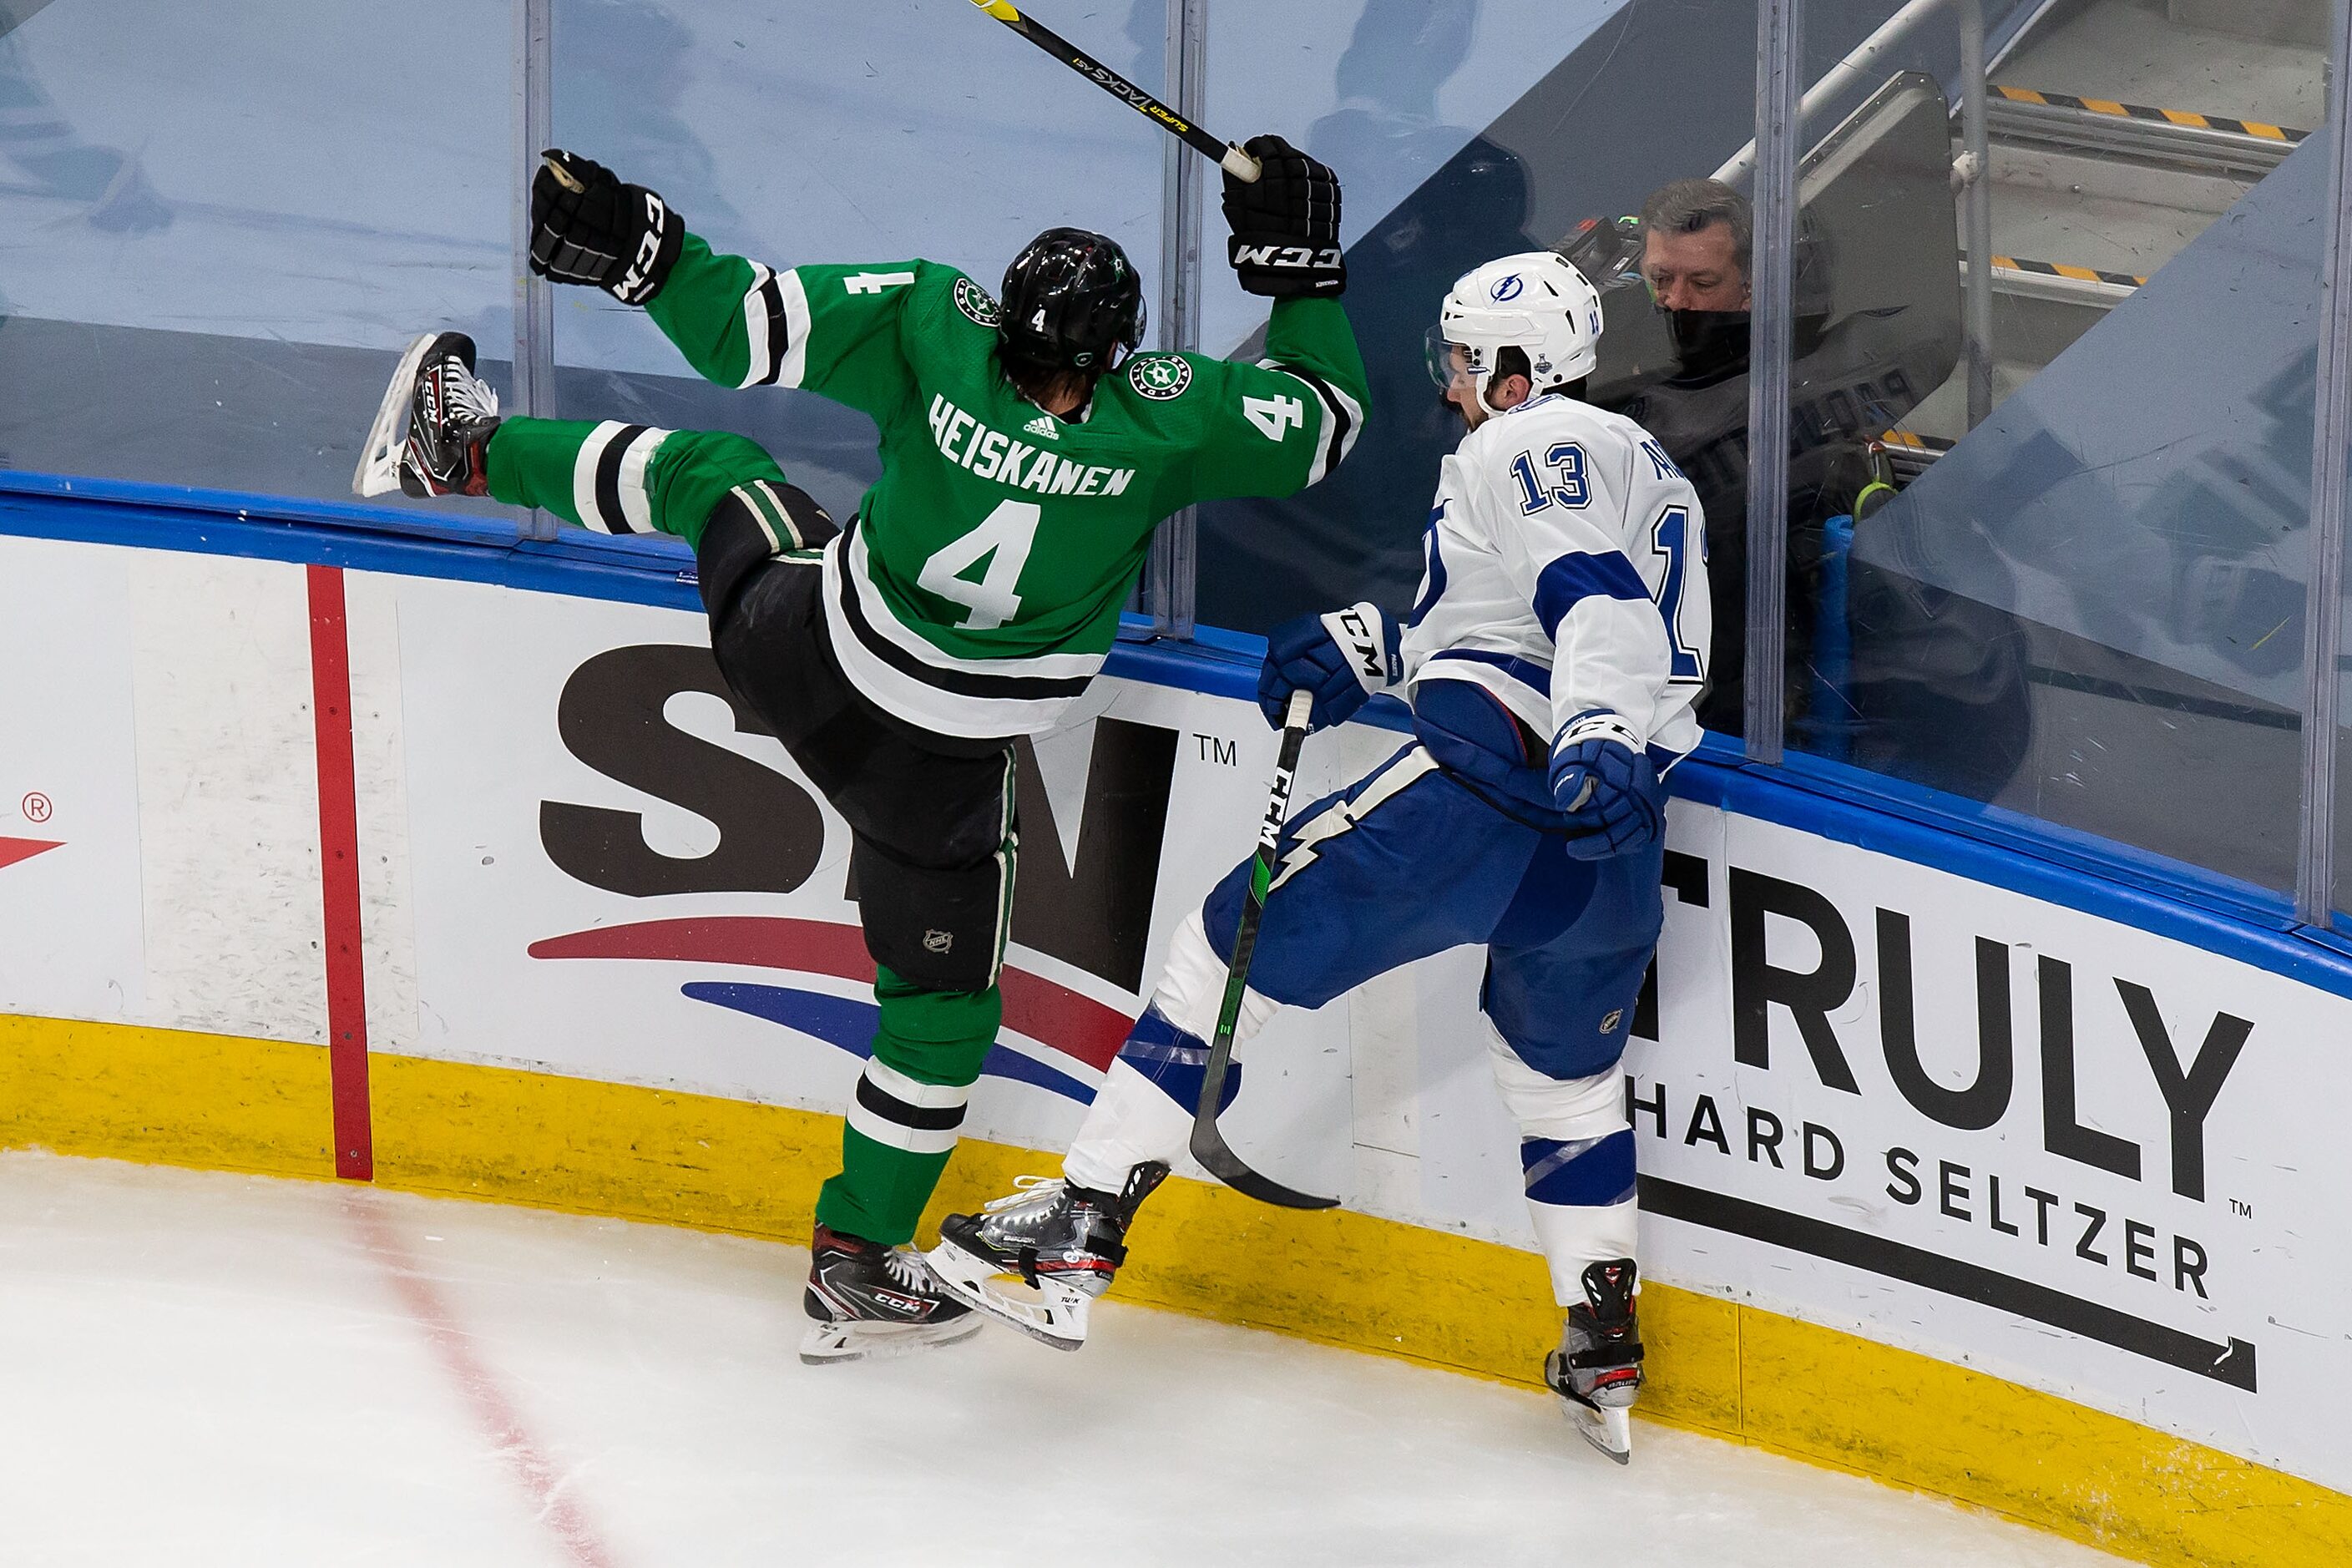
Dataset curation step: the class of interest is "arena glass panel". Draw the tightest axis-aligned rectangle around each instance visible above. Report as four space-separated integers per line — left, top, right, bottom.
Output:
0 0 513 518
544 0 1170 537
1189 0 1926 637
1756 2 2328 897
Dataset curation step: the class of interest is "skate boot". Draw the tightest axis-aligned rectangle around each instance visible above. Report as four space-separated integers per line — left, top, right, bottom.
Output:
926 1162 1168 1351
353 331 501 499
1544 1258 1644 1464
799 1223 983 1365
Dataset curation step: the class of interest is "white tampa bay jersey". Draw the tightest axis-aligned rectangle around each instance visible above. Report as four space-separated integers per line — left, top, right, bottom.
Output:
1399 392 1710 766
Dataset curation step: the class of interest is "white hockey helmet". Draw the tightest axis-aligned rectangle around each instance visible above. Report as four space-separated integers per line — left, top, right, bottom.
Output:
1425 251 1604 407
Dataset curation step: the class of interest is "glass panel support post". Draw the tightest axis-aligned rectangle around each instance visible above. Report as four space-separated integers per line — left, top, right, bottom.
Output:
1146 0 1206 640
2296 0 2352 924
512 0 559 541
1959 0 1994 429
1744 0 1803 762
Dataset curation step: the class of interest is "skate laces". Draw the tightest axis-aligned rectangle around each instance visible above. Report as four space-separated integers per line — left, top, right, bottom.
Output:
880 1247 936 1293
437 357 500 424
982 1176 1066 1214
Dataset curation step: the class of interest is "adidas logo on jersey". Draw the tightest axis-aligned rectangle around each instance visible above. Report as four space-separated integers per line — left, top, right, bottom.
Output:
1024 413 1060 441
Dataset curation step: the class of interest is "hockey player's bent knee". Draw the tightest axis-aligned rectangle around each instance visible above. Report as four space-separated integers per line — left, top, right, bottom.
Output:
854 839 1012 994
695 475 839 620
1486 1031 1626 1145
1149 908 1277 1044
1102 908 1277 1106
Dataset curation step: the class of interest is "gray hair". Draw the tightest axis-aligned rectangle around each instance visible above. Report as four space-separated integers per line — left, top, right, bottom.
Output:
1640 178 1752 282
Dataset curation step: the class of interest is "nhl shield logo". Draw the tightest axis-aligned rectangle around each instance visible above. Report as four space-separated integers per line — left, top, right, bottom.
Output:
953 277 1002 326
923 929 954 954
1128 355 1192 400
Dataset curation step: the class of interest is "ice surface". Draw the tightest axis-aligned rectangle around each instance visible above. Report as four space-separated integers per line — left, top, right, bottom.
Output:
0 1152 2128 1567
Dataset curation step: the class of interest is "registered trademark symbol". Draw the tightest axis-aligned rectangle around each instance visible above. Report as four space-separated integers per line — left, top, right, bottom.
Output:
21 792 51 824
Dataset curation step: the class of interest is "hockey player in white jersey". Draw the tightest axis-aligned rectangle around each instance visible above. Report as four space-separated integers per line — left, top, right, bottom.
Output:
930 253 1707 1462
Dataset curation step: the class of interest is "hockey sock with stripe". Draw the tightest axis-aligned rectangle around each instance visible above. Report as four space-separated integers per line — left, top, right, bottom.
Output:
1060 907 1273 1193
1522 1130 1640 1305
483 418 788 549
813 967 1000 1247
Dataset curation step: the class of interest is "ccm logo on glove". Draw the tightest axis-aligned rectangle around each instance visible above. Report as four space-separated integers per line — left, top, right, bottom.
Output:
1232 244 1345 271
1328 604 1391 683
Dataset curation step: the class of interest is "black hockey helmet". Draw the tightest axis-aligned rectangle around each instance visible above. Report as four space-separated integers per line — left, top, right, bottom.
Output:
998 227 1146 382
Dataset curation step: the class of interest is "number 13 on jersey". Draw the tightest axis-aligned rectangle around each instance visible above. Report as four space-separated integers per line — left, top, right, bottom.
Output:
1650 503 1704 685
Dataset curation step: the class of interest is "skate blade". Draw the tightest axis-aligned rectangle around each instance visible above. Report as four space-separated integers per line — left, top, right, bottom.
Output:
797 1313 983 1367
1562 1396 1634 1465
353 331 437 497
924 1237 1091 1352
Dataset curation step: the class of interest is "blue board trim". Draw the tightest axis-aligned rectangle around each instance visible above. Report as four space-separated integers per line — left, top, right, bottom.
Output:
0 470 1263 699
7 472 2349 997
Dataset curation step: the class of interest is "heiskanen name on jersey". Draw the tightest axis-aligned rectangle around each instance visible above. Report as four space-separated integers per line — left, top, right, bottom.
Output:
655 243 1364 738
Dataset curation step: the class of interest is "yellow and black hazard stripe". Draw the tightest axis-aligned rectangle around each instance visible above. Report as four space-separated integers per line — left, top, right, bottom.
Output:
1992 84 2306 144
1975 252 2147 290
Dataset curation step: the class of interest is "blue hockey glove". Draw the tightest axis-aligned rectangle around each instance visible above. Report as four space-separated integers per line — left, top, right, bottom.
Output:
1549 712 1665 860
1257 601 1401 731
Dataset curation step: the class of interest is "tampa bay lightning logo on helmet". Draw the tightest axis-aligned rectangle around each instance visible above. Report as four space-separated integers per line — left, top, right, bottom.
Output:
1490 274 1525 302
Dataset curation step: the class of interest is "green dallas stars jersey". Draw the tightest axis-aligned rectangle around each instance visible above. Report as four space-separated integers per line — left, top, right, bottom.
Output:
645 234 1368 738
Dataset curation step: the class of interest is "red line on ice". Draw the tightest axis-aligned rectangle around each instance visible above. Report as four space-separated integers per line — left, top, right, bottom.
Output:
306 564 374 1181
348 1199 623 1568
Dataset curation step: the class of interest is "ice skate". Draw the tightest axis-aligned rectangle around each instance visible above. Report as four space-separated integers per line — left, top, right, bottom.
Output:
1544 1258 1643 1464
353 331 501 498
927 1162 1166 1352
799 1223 982 1365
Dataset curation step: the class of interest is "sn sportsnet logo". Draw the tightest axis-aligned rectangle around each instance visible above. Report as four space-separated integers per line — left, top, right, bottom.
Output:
529 643 1181 1103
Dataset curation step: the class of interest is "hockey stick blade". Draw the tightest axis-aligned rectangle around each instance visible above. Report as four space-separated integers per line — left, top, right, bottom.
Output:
1187 689 1339 1211
966 0 1260 181
1189 1124 1339 1211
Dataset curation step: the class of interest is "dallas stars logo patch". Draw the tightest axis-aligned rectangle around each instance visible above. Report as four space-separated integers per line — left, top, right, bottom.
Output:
1128 355 1192 401
953 277 1001 327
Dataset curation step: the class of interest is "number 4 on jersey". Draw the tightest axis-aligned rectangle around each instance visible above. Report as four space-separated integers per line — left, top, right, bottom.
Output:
917 499 1040 630
1243 394 1304 441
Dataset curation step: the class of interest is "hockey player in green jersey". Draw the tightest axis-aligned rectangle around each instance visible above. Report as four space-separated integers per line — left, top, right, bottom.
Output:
354 142 1366 1363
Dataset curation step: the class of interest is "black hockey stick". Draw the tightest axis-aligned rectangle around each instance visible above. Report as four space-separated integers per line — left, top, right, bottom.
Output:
967 1 1262 183
1189 688 1339 1211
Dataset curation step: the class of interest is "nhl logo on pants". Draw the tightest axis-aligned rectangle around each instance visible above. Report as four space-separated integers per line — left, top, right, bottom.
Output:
923 929 955 954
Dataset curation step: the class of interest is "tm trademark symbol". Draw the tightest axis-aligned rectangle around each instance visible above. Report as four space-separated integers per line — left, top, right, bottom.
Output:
20 792 51 824
2229 1197 2254 1219
1195 734 1238 766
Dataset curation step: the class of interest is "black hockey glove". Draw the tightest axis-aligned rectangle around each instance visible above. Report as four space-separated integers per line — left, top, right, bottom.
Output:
1222 134 1345 298
529 149 683 306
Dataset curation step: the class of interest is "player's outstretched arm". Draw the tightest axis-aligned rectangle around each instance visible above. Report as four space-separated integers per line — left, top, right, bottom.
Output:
529 149 923 411
1181 136 1371 503
529 149 684 305
527 148 755 387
